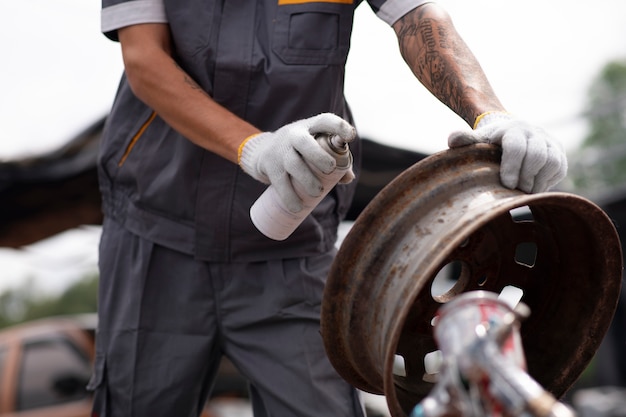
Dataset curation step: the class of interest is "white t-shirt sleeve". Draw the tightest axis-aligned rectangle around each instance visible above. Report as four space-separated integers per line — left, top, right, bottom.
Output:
371 0 435 26
101 0 168 40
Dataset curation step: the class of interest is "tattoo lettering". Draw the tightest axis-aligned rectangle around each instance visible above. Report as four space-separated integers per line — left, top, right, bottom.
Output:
184 75 204 93
396 10 500 125
175 61 210 97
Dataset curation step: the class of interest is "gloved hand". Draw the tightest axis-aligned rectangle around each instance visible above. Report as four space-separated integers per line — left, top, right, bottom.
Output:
448 112 568 193
238 113 356 212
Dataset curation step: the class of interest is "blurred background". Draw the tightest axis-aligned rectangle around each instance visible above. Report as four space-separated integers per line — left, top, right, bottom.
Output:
1 1 626 416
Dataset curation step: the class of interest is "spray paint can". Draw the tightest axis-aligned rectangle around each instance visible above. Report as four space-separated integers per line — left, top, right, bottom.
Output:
250 133 352 241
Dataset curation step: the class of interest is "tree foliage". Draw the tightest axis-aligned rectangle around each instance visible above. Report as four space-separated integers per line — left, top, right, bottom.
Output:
569 59 626 196
584 61 626 148
0 274 98 329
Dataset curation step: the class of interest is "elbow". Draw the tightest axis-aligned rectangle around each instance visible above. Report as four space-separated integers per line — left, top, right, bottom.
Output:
419 2 453 22
117 24 173 103
121 50 155 102
393 2 460 64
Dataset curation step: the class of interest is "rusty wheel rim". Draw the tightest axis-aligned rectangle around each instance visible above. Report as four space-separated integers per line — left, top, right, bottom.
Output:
321 144 623 416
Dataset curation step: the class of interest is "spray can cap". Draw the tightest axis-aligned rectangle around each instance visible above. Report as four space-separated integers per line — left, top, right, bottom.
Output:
315 133 348 154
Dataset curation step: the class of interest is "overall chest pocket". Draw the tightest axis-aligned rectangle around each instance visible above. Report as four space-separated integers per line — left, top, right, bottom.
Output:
273 2 355 65
166 0 220 57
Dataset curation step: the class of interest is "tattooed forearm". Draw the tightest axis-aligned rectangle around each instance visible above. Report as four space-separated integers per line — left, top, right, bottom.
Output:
394 5 503 125
398 18 463 107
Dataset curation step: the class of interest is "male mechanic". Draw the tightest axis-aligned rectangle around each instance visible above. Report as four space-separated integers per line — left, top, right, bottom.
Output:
89 0 567 416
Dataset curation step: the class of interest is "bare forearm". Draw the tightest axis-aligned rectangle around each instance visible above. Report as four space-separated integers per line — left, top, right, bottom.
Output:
393 3 505 126
130 53 259 162
119 24 259 163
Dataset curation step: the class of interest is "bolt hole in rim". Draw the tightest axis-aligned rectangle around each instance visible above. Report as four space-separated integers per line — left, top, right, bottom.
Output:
321 144 623 417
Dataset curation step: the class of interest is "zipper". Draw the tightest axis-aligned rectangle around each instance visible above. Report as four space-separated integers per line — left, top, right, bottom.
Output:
118 111 157 167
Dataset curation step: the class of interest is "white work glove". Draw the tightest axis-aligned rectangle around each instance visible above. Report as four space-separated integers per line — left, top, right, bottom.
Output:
238 113 356 212
448 112 568 193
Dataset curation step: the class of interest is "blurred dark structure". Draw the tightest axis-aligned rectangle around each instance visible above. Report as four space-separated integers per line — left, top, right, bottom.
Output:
346 138 428 220
587 190 626 388
0 119 104 248
0 118 427 248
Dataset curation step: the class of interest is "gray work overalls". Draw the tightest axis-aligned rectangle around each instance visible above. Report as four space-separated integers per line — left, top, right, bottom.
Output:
90 0 428 415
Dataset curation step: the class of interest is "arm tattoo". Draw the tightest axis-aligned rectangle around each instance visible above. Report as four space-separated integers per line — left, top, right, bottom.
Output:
396 8 501 125
183 74 204 92
175 61 211 97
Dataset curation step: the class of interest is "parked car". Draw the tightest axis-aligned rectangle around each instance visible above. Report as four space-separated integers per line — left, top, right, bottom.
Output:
0 315 249 417
0 315 95 417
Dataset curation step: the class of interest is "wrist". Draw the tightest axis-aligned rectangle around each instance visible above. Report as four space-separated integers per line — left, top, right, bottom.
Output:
473 111 512 130
237 132 262 166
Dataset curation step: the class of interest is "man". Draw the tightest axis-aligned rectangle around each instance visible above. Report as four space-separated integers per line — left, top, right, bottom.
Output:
88 1 567 416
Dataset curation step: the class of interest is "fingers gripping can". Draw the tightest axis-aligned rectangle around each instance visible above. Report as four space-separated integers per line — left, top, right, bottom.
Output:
250 133 352 241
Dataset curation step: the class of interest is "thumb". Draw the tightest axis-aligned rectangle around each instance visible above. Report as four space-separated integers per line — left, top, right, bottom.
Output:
338 168 355 184
448 130 481 148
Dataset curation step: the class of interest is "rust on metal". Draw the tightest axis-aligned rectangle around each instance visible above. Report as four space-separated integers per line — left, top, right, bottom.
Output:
321 144 623 417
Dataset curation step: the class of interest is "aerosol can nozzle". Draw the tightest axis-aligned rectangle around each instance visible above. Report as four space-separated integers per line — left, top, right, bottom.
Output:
329 135 348 151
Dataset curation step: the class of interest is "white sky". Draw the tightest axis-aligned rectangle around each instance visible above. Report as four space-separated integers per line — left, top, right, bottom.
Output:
348 0 626 153
0 0 123 161
1 0 626 293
